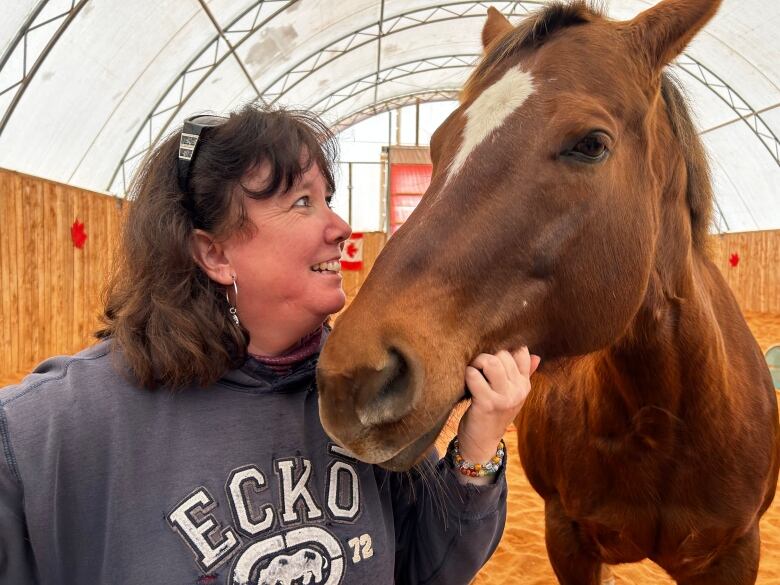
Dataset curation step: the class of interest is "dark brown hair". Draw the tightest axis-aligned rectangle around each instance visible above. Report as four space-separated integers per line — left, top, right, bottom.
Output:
98 103 338 389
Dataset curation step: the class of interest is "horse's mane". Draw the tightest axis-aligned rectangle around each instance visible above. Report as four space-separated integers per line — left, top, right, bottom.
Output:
660 74 714 248
463 0 714 249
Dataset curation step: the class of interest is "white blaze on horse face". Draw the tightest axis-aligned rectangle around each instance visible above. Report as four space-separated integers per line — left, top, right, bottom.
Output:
447 66 535 184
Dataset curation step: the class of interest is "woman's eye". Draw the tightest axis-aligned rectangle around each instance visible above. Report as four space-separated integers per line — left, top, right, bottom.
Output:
293 196 311 207
326 196 334 209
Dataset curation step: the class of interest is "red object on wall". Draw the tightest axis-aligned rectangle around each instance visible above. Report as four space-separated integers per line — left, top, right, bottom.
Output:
729 252 740 267
389 163 432 234
71 219 87 249
341 232 364 271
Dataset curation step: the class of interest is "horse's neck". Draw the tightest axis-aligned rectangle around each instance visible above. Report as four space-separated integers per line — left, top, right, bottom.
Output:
590 250 733 419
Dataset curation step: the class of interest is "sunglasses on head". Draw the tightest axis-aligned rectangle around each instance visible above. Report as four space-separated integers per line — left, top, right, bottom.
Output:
177 114 228 193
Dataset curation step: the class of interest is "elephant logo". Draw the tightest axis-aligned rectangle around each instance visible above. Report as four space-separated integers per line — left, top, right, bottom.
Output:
231 526 344 585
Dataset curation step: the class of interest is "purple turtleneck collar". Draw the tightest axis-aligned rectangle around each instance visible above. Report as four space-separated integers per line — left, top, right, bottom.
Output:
248 325 325 375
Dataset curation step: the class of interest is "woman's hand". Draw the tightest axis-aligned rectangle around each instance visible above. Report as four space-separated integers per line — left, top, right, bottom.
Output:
455 347 541 483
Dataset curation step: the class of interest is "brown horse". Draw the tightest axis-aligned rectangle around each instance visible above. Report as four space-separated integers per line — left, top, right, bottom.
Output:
317 1 780 582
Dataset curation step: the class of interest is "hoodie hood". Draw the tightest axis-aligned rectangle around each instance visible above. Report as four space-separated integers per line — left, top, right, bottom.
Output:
217 327 330 394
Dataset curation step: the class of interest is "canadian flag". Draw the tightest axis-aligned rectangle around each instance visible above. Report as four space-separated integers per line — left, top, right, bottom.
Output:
341 233 364 271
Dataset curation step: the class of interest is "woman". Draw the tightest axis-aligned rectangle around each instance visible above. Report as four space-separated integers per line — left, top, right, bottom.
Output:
0 104 539 584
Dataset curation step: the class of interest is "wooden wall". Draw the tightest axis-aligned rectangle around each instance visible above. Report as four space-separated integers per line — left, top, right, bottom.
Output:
0 165 777 383
0 168 123 384
710 230 780 314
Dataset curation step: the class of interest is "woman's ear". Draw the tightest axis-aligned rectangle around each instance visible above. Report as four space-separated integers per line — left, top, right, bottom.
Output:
191 229 234 285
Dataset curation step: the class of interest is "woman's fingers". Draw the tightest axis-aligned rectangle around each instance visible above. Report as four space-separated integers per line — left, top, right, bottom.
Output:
470 353 509 392
530 354 541 376
465 366 490 393
465 366 506 406
470 347 539 396
496 350 520 386
513 346 532 378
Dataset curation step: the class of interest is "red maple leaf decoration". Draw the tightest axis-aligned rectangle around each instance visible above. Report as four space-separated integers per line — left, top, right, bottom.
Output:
728 252 739 267
71 219 87 249
345 242 359 258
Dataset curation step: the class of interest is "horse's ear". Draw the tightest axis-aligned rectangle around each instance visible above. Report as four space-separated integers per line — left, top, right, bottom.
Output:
482 7 513 50
629 0 721 71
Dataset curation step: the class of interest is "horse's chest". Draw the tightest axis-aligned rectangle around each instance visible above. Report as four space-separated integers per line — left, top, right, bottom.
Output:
520 393 669 561
521 386 677 483
568 504 658 564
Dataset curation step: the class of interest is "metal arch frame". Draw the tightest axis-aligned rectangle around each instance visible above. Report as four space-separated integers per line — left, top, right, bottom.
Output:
373 0 387 106
107 0 779 192
312 54 479 116
107 0 294 193
196 0 264 99
259 1 541 103
675 56 780 166
109 1 540 193
261 10 779 167
331 89 460 132
0 0 89 135
0 1 48 71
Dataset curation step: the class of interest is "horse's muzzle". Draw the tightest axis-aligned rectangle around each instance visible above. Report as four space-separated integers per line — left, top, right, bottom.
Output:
353 347 416 427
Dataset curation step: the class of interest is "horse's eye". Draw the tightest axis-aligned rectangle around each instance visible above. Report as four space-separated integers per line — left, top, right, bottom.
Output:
564 132 610 163
575 135 606 157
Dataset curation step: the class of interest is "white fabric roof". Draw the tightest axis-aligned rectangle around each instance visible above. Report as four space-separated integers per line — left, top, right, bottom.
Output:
0 0 777 232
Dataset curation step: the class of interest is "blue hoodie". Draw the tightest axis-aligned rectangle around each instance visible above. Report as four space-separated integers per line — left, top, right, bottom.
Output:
0 340 506 585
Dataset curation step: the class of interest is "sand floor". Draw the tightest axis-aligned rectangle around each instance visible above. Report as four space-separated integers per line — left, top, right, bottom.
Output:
467 312 780 584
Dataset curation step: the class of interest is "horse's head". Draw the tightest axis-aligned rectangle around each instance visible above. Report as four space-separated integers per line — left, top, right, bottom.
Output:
318 0 720 469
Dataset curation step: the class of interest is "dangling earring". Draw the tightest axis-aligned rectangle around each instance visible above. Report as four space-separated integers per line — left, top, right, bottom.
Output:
226 275 240 326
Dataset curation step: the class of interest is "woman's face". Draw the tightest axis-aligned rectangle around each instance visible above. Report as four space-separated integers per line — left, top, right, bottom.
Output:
222 161 351 345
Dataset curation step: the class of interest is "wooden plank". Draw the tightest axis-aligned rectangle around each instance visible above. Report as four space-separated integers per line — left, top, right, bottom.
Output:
9 172 21 374
0 172 14 376
49 180 66 359
41 177 53 362
32 175 45 370
18 176 31 370
82 189 94 343
71 186 85 349
57 183 74 355
21 175 44 370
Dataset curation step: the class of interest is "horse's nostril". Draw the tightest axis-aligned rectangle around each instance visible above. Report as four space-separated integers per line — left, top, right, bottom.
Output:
356 347 416 427
378 348 408 400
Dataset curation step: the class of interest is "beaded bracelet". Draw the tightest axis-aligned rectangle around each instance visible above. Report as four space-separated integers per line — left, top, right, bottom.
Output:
448 436 506 477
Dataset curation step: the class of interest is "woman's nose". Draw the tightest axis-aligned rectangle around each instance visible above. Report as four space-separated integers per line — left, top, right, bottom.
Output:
327 208 352 245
